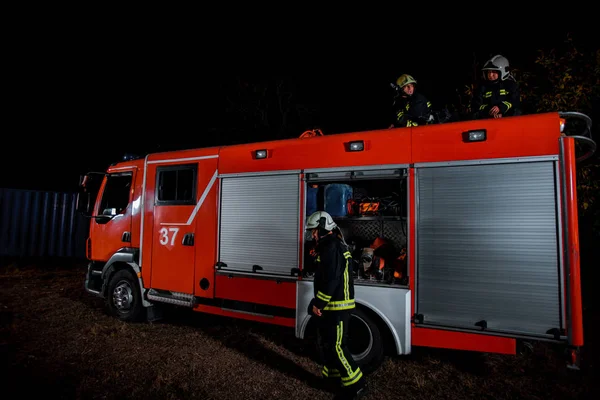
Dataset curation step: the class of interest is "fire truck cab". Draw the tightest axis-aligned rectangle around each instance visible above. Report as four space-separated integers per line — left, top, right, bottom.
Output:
77 111 595 372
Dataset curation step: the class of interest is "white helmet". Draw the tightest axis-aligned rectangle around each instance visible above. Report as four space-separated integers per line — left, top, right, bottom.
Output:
306 211 337 231
482 54 511 81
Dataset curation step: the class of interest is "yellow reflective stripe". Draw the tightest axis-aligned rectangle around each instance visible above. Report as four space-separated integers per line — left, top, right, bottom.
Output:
500 89 508 95
326 300 355 306
323 306 354 310
502 101 512 110
479 105 486 110
336 321 356 378
341 368 361 382
427 101 431 107
484 91 492 98
323 304 355 311
341 369 363 386
343 266 349 301
343 252 350 301
316 256 320 262
335 320 363 386
323 300 355 310
317 291 331 299
317 291 331 302
322 366 340 377
317 293 329 302
344 268 350 301
341 367 363 384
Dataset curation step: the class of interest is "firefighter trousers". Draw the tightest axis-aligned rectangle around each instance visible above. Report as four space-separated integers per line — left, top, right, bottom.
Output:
317 310 364 390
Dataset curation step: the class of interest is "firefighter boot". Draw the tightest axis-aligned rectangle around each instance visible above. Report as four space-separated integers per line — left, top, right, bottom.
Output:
322 376 340 394
333 380 368 400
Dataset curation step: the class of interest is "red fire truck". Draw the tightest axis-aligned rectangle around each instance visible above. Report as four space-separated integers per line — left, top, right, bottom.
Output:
77 111 595 371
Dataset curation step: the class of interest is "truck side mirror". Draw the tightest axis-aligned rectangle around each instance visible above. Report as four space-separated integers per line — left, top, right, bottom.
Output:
76 191 92 216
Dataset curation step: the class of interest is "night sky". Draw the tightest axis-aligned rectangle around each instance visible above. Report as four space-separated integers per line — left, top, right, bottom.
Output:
2 28 596 193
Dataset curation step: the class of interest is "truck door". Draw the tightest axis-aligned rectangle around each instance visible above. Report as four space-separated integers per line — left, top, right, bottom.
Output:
414 159 565 341
90 170 136 261
149 162 199 295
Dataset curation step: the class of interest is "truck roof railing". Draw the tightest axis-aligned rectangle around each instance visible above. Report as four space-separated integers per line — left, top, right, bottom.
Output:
559 111 596 163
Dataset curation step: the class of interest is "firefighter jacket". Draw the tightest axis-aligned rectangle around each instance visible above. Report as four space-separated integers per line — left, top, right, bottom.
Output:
312 233 355 312
392 92 433 127
472 77 521 119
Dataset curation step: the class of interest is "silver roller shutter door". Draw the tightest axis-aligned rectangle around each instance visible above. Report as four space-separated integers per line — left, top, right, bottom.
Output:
416 161 562 337
219 173 300 276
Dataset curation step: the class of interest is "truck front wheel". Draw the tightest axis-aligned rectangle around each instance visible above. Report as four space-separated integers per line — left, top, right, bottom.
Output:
106 269 145 322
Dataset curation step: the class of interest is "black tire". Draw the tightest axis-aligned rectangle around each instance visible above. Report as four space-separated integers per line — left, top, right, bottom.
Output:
314 307 385 374
348 307 384 373
106 269 145 322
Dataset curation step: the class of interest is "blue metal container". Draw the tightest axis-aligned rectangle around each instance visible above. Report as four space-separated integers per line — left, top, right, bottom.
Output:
0 188 89 259
324 183 353 217
306 186 319 216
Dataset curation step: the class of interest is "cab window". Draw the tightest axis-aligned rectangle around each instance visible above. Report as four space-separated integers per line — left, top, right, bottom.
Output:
98 173 133 215
155 164 197 205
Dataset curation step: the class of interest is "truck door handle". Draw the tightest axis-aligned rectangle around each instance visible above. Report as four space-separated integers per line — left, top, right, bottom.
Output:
121 231 131 242
182 233 195 246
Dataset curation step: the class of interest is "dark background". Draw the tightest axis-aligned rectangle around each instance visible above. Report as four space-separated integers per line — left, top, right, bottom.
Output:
1 20 599 399
1 27 597 192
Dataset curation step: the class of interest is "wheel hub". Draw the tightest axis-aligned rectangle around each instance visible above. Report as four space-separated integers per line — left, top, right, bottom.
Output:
112 280 133 312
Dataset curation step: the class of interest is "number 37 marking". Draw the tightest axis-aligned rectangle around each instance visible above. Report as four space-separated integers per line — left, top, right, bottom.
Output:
159 227 179 245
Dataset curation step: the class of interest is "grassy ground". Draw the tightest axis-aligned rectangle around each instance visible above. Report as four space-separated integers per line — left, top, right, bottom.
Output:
0 262 597 399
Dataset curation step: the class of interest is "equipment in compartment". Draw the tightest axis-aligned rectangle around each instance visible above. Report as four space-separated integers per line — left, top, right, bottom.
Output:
324 183 353 217
306 185 319 216
310 177 405 218
304 176 408 285
347 194 401 217
303 240 319 277
354 237 407 285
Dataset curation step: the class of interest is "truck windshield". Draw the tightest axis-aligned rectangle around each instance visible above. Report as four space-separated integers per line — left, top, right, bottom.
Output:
98 173 133 216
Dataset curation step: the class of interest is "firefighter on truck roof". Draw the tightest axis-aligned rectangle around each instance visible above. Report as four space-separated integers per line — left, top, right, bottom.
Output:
471 54 522 119
390 73 434 128
306 211 368 399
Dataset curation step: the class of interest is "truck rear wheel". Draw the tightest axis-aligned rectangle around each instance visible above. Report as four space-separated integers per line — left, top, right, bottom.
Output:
106 269 145 322
314 307 385 373
348 307 384 373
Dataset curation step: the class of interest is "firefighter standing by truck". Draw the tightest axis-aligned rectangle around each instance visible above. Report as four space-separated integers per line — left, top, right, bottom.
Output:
306 211 368 399
472 54 522 119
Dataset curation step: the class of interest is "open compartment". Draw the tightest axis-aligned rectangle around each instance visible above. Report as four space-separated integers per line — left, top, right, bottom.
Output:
303 167 409 287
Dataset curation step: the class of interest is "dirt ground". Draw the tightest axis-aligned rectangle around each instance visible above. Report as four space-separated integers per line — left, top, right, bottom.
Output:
1 262 598 400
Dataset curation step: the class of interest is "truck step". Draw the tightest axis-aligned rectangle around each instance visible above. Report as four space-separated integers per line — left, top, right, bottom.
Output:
147 289 196 307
